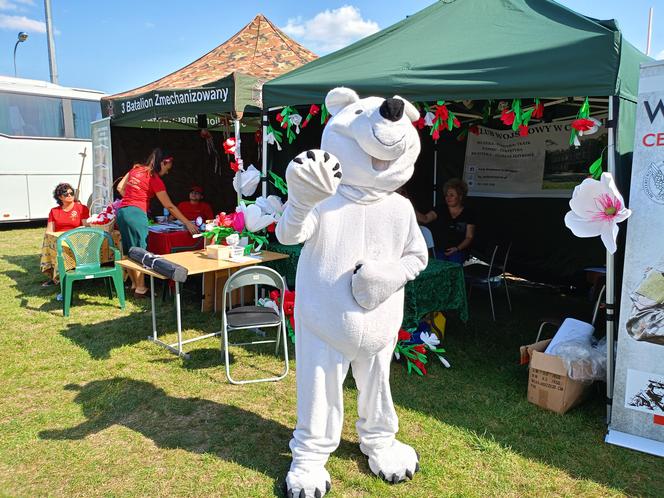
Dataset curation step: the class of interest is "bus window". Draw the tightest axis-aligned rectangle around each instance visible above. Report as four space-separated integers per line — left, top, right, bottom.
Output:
0 91 65 138
72 99 102 139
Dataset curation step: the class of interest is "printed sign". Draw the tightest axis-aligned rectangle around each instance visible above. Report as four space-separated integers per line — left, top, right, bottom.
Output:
607 61 664 456
464 119 607 198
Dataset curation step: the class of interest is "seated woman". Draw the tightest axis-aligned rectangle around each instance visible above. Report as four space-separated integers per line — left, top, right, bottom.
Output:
42 183 90 286
416 178 476 264
47 183 89 232
175 185 214 221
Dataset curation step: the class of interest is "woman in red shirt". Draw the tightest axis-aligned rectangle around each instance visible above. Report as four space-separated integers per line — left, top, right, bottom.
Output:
117 148 199 297
46 183 90 232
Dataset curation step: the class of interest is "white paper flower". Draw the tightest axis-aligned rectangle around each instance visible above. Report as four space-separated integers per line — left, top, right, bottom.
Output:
255 195 285 221
236 203 274 233
420 331 440 350
564 172 631 254
424 111 436 127
257 297 279 313
289 113 302 134
232 164 261 197
226 233 239 246
266 131 282 151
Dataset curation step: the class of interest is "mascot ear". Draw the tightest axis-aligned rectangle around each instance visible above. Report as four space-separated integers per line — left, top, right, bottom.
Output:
395 95 420 122
325 87 360 116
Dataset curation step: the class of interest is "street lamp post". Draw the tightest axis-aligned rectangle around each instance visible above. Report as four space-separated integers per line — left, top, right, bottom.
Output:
13 32 28 77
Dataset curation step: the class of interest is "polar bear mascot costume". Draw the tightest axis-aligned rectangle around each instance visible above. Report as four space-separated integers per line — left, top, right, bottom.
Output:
276 87 428 497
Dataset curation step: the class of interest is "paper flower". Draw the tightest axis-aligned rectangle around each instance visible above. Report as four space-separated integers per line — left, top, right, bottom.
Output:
564 172 631 254
289 113 302 134
232 164 260 197
412 117 425 129
571 117 601 134
420 331 441 350
500 109 515 126
424 111 436 127
223 137 236 155
532 99 544 119
518 124 529 137
255 195 284 221
237 203 275 233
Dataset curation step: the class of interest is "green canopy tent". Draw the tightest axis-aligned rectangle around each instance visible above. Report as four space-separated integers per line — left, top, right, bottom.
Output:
95 14 316 213
261 0 650 422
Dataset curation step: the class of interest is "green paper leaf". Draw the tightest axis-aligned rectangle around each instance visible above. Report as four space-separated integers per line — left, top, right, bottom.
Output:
589 156 603 179
521 108 534 126
411 363 424 376
447 116 454 131
407 361 413 374
269 171 288 195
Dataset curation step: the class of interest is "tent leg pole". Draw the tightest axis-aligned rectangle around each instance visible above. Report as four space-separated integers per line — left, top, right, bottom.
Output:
262 112 268 198
433 144 438 208
234 119 242 206
605 96 617 425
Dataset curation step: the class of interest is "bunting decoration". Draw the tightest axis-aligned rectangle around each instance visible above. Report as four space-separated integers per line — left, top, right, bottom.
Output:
569 97 601 147
302 104 320 128
265 123 283 150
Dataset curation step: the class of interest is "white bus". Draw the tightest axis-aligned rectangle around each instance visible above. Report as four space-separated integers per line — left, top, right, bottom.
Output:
0 76 105 222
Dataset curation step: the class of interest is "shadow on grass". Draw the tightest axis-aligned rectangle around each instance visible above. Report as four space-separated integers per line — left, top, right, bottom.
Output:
38 378 361 495
390 285 657 496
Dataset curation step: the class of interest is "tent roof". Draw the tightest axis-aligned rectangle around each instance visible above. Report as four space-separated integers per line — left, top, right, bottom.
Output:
102 14 316 124
263 0 649 107
111 14 316 99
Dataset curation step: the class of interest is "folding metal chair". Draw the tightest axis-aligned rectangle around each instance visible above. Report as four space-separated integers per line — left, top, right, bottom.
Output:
464 243 512 321
221 266 289 385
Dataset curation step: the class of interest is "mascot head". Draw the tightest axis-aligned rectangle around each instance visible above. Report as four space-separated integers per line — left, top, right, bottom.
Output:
321 87 421 193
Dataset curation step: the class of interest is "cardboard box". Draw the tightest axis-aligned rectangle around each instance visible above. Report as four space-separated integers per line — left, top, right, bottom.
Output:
520 339 591 414
205 244 232 260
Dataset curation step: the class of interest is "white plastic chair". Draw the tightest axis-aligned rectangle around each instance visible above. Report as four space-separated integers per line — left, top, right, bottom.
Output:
221 266 289 385
420 226 435 257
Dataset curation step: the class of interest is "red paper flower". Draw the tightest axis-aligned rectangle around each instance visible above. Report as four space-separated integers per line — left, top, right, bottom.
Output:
267 222 276 233
270 290 280 302
255 129 262 144
532 102 544 119
413 117 425 129
413 344 426 355
452 117 460 128
412 359 427 375
230 161 239 172
435 105 449 121
283 290 295 316
500 109 515 126
398 329 411 342
469 125 480 135
223 137 236 155
275 113 283 123
518 124 529 137
432 129 440 141
571 118 596 132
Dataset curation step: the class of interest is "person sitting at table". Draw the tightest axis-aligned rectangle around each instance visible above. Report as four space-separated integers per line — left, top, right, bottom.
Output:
42 183 90 286
46 183 90 232
175 185 214 221
116 148 199 298
415 178 476 264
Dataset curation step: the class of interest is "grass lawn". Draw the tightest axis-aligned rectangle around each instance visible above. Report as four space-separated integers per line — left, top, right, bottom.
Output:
0 226 662 497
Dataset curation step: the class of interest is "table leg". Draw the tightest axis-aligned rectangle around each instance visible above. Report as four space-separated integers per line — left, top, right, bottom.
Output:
175 281 183 355
150 275 157 340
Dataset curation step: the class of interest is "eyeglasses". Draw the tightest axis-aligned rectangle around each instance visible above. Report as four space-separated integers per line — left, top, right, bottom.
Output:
63 191 74 197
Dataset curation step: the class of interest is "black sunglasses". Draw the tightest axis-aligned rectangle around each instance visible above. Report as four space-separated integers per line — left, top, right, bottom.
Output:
62 191 74 197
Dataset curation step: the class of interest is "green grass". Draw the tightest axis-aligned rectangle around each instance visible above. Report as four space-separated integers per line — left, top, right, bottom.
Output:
0 226 662 497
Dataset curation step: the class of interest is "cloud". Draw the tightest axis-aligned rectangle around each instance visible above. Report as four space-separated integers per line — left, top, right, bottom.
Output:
656 49 664 61
0 0 35 10
0 14 45 32
281 5 379 54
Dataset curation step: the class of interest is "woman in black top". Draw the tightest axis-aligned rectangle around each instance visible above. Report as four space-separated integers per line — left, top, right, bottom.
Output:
416 178 476 264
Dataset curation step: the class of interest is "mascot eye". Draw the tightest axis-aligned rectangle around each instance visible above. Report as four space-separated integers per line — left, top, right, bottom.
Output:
354 109 362 115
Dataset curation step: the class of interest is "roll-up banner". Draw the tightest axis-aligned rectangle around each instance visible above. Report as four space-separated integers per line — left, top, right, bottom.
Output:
606 61 664 457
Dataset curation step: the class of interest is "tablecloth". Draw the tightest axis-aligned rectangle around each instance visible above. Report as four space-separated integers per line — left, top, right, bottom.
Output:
147 229 203 255
268 242 468 326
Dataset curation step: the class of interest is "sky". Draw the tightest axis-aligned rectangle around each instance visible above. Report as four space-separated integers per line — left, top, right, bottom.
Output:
0 0 661 95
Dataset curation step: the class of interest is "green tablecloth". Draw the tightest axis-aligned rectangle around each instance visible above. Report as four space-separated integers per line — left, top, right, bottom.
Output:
267 243 468 326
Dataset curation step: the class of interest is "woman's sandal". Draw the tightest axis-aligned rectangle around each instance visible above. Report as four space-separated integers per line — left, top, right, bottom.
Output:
133 289 150 298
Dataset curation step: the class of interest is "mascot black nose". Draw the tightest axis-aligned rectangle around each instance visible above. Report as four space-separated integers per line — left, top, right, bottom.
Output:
379 98 404 122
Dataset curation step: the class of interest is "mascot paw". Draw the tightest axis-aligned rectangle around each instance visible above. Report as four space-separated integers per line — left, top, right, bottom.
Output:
351 259 403 310
285 467 332 498
360 440 420 484
286 149 342 208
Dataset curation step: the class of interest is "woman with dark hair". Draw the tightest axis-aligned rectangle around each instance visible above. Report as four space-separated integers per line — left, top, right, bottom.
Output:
416 178 476 264
46 182 90 232
116 148 199 297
